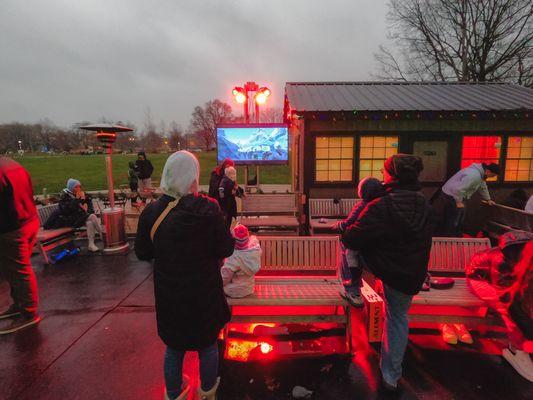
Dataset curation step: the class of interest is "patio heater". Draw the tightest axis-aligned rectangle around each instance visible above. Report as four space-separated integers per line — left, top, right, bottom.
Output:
80 124 132 255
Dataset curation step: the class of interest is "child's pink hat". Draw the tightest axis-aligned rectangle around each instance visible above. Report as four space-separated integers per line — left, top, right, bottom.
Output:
232 224 250 250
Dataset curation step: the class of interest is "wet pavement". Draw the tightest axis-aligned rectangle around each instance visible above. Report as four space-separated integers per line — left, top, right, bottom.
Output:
1 245 532 400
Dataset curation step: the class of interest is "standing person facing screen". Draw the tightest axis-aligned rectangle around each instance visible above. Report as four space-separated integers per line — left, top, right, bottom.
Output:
342 154 432 392
135 151 234 400
135 151 154 195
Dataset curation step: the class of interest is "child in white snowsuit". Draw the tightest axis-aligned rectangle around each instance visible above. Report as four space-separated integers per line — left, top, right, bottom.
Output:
221 225 262 298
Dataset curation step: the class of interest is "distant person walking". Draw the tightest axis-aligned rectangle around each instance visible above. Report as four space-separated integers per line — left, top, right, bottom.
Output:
208 158 234 202
135 151 154 195
44 178 102 252
342 154 432 392
135 151 234 400
0 157 41 335
432 162 499 236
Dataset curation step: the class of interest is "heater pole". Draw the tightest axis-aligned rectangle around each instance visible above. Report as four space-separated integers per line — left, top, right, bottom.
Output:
104 143 115 208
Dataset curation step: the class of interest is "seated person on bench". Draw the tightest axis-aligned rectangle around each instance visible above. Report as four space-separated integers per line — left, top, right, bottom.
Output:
466 230 533 382
221 225 261 298
333 177 385 307
44 178 102 252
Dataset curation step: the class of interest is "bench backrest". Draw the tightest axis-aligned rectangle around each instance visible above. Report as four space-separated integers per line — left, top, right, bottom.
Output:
37 204 59 227
257 235 339 274
309 198 361 218
485 203 533 233
429 237 491 273
242 194 297 215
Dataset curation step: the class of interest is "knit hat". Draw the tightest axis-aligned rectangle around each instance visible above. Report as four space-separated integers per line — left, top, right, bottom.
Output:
383 154 423 184
66 178 81 192
482 163 500 175
225 166 237 182
232 224 250 250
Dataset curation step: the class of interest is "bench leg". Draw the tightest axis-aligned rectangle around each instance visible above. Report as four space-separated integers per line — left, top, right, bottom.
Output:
38 242 50 265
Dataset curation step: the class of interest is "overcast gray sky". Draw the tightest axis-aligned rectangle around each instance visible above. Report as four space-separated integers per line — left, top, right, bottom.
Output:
0 0 389 130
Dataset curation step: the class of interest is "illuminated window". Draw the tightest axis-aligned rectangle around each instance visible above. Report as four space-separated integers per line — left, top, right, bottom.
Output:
315 136 354 182
359 136 398 179
461 136 501 181
505 136 533 182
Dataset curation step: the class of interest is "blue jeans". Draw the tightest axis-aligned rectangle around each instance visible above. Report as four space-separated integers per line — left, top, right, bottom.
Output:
340 243 362 295
380 284 413 386
164 343 219 399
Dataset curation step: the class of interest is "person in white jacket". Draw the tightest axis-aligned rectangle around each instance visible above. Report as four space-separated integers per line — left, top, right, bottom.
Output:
221 225 261 298
432 162 499 236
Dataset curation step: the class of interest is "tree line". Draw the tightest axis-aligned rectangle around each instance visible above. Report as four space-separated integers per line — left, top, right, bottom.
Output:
0 104 283 154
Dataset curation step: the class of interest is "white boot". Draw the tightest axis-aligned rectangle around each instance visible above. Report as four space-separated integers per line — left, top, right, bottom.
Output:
503 347 533 382
86 220 100 252
164 375 191 400
198 377 220 400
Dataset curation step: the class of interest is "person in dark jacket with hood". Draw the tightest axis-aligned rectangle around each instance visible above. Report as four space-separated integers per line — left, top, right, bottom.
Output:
208 157 234 201
135 151 234 400
466 230 533 382
333 177 386 307
135 151 154 196
218 166 244 229
0 157 41 335
44 178 102 252
342 154 432 392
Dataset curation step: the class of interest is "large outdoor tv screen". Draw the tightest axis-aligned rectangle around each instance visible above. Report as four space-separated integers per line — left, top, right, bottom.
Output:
216 124 289 165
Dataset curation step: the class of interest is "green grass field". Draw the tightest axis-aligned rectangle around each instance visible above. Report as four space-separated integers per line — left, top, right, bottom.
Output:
11 152 290 194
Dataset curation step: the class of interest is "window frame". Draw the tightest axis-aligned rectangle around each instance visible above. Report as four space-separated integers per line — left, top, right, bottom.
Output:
503 135 533 183
357 134 400 181
313 133 356 184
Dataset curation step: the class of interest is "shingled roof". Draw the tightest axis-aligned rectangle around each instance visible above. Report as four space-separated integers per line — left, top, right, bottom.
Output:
284 82 533 112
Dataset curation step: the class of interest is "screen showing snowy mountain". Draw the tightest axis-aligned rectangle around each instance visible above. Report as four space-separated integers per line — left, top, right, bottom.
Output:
217 125 289 164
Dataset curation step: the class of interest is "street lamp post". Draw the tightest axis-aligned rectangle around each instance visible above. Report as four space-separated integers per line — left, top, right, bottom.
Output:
231 82 271 189
80 123 133 255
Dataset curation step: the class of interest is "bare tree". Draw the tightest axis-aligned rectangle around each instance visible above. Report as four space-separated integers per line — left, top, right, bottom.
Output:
168 121 183 151
189 99 234 150
375 0 533 86
260 107 284 123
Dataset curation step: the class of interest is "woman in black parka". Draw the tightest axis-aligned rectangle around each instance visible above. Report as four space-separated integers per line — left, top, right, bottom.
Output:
135 151 234 400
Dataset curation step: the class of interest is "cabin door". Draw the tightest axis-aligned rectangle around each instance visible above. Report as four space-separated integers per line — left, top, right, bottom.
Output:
413 141 448 183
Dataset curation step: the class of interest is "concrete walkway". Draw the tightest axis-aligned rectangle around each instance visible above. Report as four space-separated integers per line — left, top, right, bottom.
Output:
1 248 532 400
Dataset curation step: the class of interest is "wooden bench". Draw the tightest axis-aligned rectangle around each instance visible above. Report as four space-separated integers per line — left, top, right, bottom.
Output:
239 194 300 235
482 202 533 239
225 236 385 358
364 237 501 329
36 204 75 264
308 198 361 234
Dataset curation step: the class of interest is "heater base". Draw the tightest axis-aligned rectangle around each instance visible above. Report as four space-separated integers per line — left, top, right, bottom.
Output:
102 242 130 256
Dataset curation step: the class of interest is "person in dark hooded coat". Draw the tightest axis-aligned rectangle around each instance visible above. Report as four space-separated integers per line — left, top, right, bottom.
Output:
135 151 234 400
208 158 234 202
135 151 154 196
342 154 432 392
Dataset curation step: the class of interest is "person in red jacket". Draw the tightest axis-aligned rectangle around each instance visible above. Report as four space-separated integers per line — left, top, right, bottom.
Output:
466 230 533 382
0 157 41 335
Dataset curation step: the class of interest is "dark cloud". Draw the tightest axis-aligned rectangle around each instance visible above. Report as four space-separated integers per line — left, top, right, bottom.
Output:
0 0 388 129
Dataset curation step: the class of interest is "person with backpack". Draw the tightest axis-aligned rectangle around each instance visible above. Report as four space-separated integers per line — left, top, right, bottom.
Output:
208 158 234 202
342 154 433 392
135 150 234 400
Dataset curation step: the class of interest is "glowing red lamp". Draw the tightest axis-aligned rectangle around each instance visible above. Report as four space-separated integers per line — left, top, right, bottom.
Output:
254 87 271 105
232 87 247 104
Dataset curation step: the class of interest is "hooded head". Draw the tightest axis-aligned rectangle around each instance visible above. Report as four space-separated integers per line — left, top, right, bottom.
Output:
232 224 250 250
225 166 237 182
499 230 533 263
66 178 81 193
160 150 200 198
128 161 136 169
215 158 235 175
383 154 423 185
357 177 385 202
137 151 146 161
